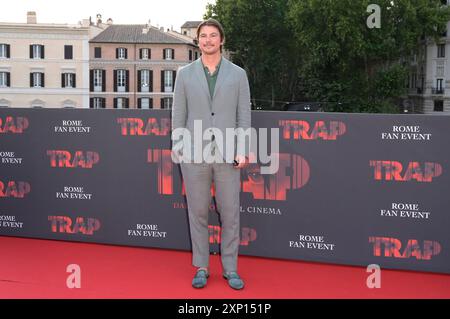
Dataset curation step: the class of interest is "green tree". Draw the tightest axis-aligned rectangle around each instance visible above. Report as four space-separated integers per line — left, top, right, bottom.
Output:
205 0 303 109
205 0 450 112
288 0 450 112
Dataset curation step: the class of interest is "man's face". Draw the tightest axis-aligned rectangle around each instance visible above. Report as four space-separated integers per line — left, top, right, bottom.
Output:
198 25 223 56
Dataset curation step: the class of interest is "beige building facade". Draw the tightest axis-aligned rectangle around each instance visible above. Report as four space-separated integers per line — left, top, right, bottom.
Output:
0 12 98 108
89 24 200 109
406 20 450 114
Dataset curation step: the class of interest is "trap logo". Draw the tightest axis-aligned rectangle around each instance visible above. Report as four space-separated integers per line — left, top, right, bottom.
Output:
209 225 256 246
117 117 170 136
279 119 346 141
48 216 100 235
0 180 30 198
47 150 99 168
369 236 441 260
147 149 310 201
370 161 442 182
0 116 29 134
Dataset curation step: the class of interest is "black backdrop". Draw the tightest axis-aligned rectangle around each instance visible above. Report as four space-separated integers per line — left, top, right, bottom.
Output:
1 108 449 274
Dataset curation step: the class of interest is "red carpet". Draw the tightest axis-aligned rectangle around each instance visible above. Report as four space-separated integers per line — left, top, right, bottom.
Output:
0 236 449 299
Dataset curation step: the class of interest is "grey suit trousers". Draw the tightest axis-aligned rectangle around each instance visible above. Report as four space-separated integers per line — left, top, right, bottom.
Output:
181 161 241 273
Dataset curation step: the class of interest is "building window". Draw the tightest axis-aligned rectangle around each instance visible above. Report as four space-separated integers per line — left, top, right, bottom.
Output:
194 51 199 60
117 47 127 59
94 69 103 92
94 47 102 58
140 70 150 92
164 70 173 92
91 97 106 109
189 50 193 61
434 100 444 112
30 44 44 59
114 97 129 109
31 99 45 108
138 98 152 109
437 78 444 91
411 73 417 88
62 73 76 88
0 44 10 58
438 44 445 58
64 45 73 59
164 48 174 60
161 97 173 109
0 72 10 87
140 48 150 60
0 99 10 107
117 69 126 92
62 100 76 108
30 72 44 87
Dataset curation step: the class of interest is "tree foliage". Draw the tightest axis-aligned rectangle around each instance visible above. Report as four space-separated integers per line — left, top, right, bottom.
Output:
205 0 450 112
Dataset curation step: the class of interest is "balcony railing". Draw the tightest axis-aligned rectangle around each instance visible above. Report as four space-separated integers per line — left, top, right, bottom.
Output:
432 88 445 94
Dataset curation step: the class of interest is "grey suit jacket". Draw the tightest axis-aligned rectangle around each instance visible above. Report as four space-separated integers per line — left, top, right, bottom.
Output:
171 57 251 163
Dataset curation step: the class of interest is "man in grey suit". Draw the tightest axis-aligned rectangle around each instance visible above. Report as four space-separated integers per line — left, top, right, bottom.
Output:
171 19 251 290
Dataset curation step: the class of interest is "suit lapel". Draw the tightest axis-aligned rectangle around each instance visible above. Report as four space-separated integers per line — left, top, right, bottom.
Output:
194 59 211 99
213 58 230 100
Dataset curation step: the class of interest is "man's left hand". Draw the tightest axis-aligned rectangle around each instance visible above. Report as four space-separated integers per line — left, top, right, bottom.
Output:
233 155 247 169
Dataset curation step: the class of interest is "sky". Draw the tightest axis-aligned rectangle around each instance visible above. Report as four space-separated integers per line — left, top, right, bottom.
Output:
0 0 215 31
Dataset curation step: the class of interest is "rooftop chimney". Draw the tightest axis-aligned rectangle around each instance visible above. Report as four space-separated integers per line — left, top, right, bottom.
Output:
81 19 90 27
27 11 37 24
96 13 102 26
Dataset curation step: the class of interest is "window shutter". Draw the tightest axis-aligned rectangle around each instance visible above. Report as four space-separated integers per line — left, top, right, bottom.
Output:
150 70 153 92
90 98 94 109
137 70 141 92
90 70 94 92
189 50 192 61
113 98 117 109
125 98 129 108
161 70 164 92
137 98 141 109
114 70 117 92
41 73 45 87
150 98 153 109
148 49 151 59
102 70 106 92
6 44 10 58
6 72 10 87
30 73 33 87
163 49 166 59
172 49 175 60
64 45 73 59
61 73 65 88
124 48 128 59
29 45 33 59
101 98 106 108
95 47 101 58
160 98 164 109
41 45 45 59
172 71 176 92
116 48 119 59
125 70 129 92
139 49 142 59
73 74 76 88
